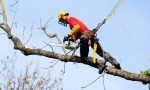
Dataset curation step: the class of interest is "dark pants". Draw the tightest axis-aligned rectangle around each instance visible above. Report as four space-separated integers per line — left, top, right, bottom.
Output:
79 33 121 69
80 37 104 59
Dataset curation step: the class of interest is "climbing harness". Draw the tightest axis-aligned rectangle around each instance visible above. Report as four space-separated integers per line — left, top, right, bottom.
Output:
81 30 99 64
93 37 99 64
93 43 97 64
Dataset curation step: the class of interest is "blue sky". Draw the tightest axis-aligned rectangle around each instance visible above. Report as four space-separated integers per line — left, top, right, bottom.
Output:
1 0 150 90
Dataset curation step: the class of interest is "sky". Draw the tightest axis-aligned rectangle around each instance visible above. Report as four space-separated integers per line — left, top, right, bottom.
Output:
0 0 150 90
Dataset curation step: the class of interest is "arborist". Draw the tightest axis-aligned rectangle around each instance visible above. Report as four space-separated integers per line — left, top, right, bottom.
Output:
57 10 121 73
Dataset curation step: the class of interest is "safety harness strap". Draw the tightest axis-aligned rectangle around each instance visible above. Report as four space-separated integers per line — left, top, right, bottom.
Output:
93 43 97 64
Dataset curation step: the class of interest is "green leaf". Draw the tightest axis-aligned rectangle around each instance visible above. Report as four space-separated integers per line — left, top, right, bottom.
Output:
141 69 150 76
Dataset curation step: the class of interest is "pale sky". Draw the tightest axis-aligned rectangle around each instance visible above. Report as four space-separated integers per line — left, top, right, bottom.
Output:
1 0 150 90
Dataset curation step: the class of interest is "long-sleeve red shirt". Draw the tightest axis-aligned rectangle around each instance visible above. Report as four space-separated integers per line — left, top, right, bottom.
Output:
67 17 88 41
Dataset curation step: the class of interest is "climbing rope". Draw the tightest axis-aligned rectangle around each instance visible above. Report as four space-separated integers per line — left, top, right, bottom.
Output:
106 0 124 20
81 71 106 89
94 0 125 65
94 0 124 32
114 14 150 63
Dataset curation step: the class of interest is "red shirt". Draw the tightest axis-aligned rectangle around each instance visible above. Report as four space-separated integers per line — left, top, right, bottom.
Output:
67 17 88 32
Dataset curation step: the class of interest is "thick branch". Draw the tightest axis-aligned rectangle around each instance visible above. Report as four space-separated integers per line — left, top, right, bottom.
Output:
106 67 150 83
0 0 150 84
1 25 150 84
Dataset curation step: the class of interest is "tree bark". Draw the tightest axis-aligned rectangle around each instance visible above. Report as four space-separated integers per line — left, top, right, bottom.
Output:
0 24 150 84
0 0 150 85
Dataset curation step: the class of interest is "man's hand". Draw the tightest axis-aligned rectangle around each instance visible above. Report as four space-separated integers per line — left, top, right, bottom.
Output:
63 34 71 42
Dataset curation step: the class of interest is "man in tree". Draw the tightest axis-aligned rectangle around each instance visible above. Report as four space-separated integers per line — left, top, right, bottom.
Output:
58 10 121 73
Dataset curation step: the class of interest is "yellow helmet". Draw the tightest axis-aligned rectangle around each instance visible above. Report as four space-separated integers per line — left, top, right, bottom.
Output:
58 10 69 20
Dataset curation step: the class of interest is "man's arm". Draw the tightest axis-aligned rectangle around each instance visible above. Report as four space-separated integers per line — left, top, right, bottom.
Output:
64 24 80 42
68 24 80 36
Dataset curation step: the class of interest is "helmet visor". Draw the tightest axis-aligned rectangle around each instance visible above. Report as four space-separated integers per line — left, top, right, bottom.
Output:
58 19 68 27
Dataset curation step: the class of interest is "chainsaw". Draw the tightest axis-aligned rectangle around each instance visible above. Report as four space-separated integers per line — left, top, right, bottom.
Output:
48 37 78 50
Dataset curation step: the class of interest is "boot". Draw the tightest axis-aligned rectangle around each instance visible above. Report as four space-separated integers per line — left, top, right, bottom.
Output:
103 52 121 70
108 57 121 69
97 59 106 74
80 57 88 63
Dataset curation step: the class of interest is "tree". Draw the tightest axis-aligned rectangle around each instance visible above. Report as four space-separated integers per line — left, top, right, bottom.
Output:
0 0 150 89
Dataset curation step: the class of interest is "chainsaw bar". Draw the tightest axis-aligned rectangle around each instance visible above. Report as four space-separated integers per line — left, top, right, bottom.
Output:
48 41 78 50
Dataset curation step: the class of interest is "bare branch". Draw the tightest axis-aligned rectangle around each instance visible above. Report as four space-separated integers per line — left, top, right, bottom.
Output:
0 23 4 25
10 0 19 7
0 0 7 24
42 60 59 69
10 0 19 30
22 26 25 44
24 23 33 46
44 17 53 28
0 33 7 36
40 18 66 54
0 0 150 85
42 41 54 52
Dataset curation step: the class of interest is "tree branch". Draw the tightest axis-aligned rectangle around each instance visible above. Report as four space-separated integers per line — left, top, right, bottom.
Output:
0 0 7 24
0 0 150 85
40 19 66 54
1 25 150 84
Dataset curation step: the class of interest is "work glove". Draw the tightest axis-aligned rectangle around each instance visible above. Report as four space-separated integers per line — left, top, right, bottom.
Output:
63 34 71 43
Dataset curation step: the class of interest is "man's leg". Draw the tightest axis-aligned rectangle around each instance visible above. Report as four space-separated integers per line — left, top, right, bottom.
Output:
80 38 89 62
90 38 106 73
91 38 104 57
102 51 121 69
91 39 121 69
